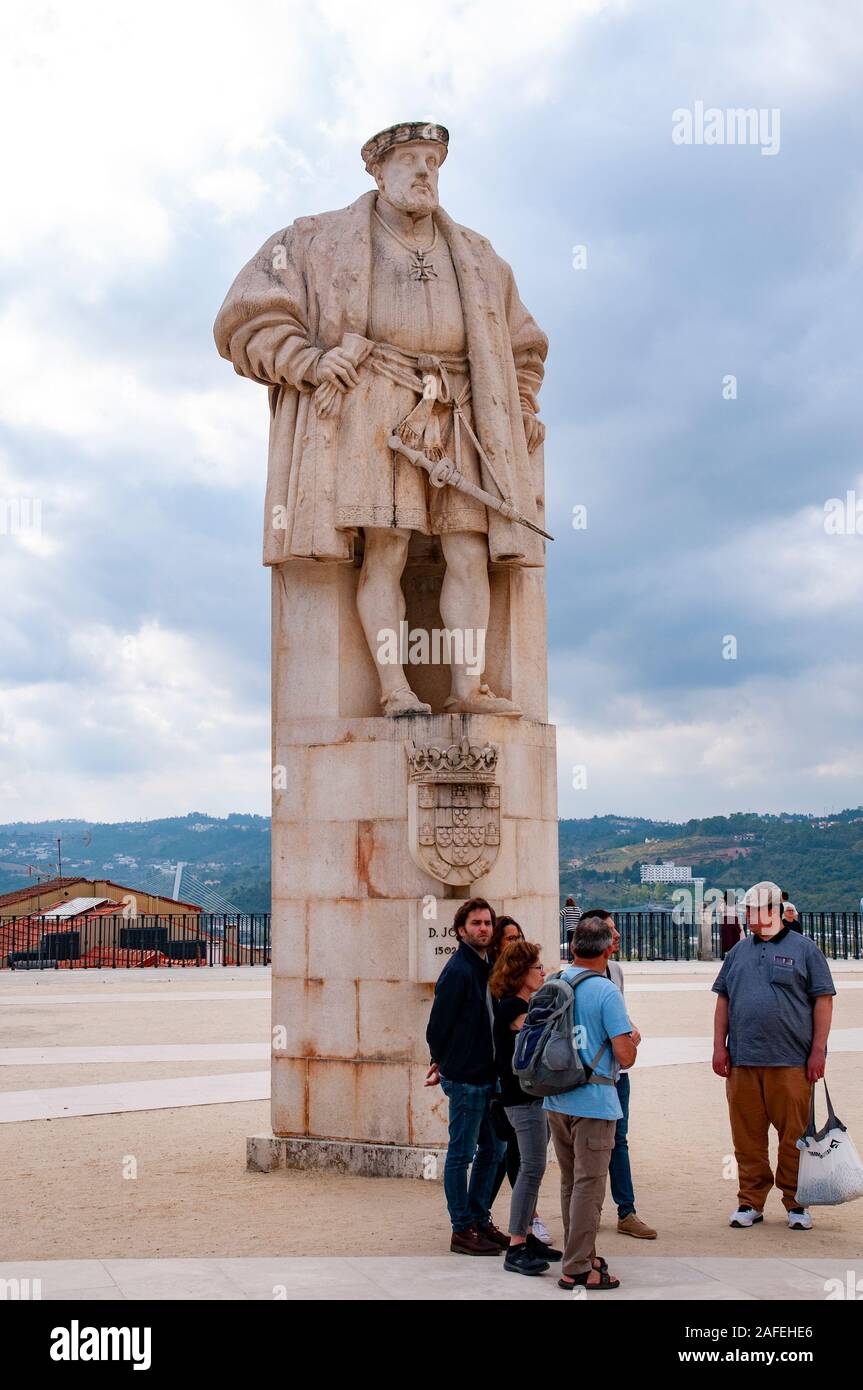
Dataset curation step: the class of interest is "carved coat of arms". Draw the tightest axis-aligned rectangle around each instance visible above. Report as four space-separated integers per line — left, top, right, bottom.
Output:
406 739 501 886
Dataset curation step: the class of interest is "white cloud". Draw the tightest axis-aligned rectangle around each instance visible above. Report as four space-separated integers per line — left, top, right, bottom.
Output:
193 168 269 222
700 482 863 619
316 0 614 139
555 659 863 819
0 298 264 489
0 619 269 821
0 1 306 281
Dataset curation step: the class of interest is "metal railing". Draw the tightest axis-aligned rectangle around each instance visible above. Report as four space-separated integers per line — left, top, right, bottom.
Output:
1 913 271 969
559 910 863 961
800 912 862 960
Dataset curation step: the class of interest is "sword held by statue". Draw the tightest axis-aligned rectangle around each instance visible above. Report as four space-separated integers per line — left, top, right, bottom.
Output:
387 434 554 542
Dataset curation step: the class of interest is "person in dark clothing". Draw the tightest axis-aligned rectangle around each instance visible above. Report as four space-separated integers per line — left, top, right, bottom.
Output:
489 914 524 965
487 918 554 1246
720 892 744 957
604 919 656 1239
488 913 525 1210
486 916 525 1213
490 939 562 1276
783 901 803 933
425 898 508 1256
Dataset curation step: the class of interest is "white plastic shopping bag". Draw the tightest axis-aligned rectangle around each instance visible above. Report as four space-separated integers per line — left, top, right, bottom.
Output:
795 1082 863 1206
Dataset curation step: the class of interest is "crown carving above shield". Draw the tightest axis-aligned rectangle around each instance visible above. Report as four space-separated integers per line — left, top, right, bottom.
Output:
406 740 501 886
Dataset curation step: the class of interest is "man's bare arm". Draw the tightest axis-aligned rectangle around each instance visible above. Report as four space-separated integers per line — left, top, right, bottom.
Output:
712 995 731 1077
611 1032 637 1071
807 995 833 1082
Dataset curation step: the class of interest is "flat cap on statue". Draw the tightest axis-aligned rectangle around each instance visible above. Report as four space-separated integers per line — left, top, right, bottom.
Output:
361 121 449 172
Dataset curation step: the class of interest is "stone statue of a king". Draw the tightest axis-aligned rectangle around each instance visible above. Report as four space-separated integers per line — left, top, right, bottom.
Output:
215 120 549 719
215 123 558 1174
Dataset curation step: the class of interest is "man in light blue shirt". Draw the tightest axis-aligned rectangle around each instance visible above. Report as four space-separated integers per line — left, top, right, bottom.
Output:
545 911 639 1290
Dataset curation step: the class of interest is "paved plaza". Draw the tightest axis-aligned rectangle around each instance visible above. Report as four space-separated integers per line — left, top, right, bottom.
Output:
1 963 862 1300
4 1255 863 1302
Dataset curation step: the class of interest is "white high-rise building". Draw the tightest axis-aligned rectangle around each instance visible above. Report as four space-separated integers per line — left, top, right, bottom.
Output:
641 861 692 884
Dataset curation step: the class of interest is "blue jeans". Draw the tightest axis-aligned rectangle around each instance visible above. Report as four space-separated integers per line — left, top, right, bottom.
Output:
440 1076 506 1233
608 1072 636 1219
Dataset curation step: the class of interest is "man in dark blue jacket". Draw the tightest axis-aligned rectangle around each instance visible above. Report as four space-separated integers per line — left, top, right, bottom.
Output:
426 897 508 1255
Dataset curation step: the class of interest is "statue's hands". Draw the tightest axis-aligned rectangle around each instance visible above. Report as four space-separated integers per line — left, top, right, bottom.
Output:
429 459 455 489
522 410 545 454
317 347 361 393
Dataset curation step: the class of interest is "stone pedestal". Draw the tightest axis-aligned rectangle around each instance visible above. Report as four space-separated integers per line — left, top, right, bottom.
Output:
698 917 715 961
250 549 558 1173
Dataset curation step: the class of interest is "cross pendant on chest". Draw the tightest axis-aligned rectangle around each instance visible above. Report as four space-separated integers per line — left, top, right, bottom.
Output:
409 248 438 281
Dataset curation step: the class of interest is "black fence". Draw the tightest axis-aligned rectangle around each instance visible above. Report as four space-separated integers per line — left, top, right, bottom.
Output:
5 907 859 970
802 912 863 960
559 910 863 961
1 913 271 970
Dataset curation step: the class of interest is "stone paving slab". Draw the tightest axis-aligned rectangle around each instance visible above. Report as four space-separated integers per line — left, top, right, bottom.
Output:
3 1256 859 1302
674 1255 854 1301
0 990 269 1007
0 968 270 989
620 961 863 974
4 1029 862 1121
0 1069 268 1122
0 1044 269 1066
626 980 863 992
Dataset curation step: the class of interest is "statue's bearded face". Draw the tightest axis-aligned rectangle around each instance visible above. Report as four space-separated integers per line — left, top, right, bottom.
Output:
375 142 442 215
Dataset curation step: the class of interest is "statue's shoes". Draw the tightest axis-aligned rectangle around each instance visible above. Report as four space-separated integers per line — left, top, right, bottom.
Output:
444 685 522 718
381 686 432 718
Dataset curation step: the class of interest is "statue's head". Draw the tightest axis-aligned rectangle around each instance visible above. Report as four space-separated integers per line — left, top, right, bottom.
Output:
362 121 449 216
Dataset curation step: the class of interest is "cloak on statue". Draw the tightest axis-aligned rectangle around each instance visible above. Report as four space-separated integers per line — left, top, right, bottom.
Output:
214 189 548 568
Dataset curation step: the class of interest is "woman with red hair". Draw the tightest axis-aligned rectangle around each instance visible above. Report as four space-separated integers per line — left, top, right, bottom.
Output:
490 939 561 1276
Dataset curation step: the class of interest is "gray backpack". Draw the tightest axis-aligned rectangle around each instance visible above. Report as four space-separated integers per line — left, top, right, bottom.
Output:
511 969 615 1098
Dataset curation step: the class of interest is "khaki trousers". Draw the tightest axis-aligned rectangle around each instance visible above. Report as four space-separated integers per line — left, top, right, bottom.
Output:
726 1066 812 1211
547 1112 616 1278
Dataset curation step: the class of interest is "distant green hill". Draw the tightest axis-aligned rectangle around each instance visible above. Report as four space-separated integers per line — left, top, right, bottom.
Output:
0 813 271 912
2 808 861 914
560 810 863 911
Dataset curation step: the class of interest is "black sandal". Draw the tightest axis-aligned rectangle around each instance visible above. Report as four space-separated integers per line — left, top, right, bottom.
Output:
558 1268 620 1291
558 1256 608 1285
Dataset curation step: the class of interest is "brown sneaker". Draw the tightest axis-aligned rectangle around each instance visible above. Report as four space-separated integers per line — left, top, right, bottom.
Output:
450 1226 502 1256
617 1213 657 1240
476 1221 511 1250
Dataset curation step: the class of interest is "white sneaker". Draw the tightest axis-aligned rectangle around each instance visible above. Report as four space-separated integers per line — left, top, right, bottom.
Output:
531 1217 552 1244
729 1205 764 1228
788 1207 813 1230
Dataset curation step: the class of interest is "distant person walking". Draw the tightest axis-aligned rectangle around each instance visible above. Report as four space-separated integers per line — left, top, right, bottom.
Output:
606 921 657 1240
490 939 562 1276
425 898 508 1256
545 912 639 1290
719 893 744 957
561 897 581 955
712 880 835 1231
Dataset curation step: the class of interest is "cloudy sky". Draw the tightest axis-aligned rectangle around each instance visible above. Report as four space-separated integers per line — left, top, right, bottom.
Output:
1 0 861 823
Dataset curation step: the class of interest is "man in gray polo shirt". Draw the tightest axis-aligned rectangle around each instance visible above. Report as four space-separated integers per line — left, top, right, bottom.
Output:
712 880 835 1230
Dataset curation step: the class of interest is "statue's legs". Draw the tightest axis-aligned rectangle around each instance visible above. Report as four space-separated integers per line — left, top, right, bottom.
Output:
439 531 521 716
358 526 522 717
357 527 431 714
438 531 489 703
